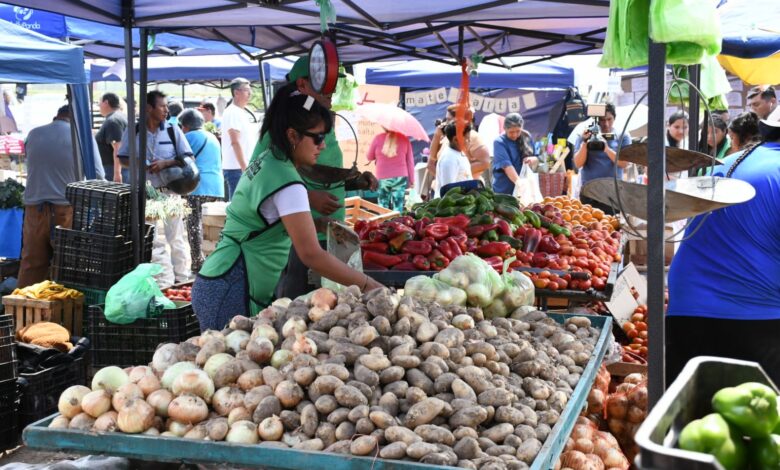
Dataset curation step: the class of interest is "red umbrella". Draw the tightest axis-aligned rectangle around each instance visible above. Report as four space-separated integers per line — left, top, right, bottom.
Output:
355 103 430 142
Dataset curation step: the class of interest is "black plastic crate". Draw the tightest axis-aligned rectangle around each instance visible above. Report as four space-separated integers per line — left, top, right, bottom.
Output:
85 302 199 370
0 258 19 281
0 377 19 451
18 357 86 427
66 180 132 237
0 315 16 382
51 224 154 290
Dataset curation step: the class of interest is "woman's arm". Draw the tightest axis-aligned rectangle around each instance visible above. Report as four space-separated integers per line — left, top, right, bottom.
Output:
427 126 444 176
366 134 380 162
404 137 415 185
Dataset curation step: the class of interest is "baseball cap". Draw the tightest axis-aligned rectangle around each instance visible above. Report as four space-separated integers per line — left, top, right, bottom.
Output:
286 56 346 83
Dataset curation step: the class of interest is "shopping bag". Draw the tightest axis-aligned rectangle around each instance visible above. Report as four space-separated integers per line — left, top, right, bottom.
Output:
513 164 543 206
104 263 175 324
649 0 721 56
599 0 651 69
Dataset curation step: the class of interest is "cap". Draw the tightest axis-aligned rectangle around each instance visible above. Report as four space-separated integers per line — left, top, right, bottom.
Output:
286 56 346 83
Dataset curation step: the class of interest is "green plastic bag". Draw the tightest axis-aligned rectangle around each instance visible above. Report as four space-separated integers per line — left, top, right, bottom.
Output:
331 66 359 112
104 263 176 324
599 0 651 69
649 0 721 56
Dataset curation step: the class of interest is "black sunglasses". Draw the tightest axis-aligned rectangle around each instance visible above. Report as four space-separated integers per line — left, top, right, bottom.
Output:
298 129 326 146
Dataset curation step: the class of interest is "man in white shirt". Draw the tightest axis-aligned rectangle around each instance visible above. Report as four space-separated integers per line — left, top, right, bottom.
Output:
435 122 473 197
221 77 254 200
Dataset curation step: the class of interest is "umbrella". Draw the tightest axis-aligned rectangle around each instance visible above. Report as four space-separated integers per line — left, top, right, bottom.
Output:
355 103 430 142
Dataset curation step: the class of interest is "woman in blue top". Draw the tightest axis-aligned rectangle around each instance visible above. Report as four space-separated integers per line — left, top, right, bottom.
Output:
666 120 780 383
491 113 536 195
179 108 225 272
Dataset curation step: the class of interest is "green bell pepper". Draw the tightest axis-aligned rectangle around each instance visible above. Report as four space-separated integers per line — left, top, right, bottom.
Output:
482 229 499 242
750 434 780 469
470 214 494 226
712 382 780 438
678 413 747 470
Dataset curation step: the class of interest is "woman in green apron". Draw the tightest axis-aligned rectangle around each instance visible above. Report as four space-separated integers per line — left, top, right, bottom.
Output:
192 83 382 330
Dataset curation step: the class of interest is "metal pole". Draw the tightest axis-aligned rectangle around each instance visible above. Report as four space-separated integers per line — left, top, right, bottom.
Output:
458 26 464 62
257 59 269 110
66 87 83 180
138 28 149 264
181 83 186 102
123 19 140 264
688 65 701 151
647 40 667 408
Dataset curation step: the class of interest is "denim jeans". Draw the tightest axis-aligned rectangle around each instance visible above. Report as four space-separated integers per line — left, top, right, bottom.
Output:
223 169 242 201
104 165 130 183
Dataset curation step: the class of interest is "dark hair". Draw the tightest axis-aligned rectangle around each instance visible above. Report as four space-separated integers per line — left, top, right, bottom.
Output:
199 102 216 114
101 92 120 109
167 100 183 117
604 102 616 118
444 121 470 150
708 115 729 154
261 82 333 161
230 77 250 97
147 90 166 108
747 85 776 101
666 110 689 147
56 104 71 117
728 111 761 148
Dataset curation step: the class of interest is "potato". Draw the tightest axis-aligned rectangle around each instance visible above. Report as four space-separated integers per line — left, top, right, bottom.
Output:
262 367 284 391
244 385 273 413
481 423 515 444
355 417 374 435
513 424 536 441
313 395 337 415
449 406 488 428
478 389 513 407
315 422 336 448
405 369 434 396
416 322 439 342
329 343 369 365
350 435 378 456
333 385 367 408
349 325 379 347
414 424 455 446
308 376 345 402
378 366 405 385
419 361 444 381
299 404 318 437
457 366 492 394
327 407 350 425
404 397 445 428
392 317 411 336
515 438 542 463
454 436 481 460
495 406 525 426
292 367 316 387
335 421 355 441
369 410 396 429
405 386 428 406
453 426 479 441
434 328 465 348
252 396 281 423
237 369 265 391
279 410 301 431
353 364 380 388
406 442 440 460
391 355 420 369
478 437 496 450
379 441 407 460
420 452 456 466
420 342 450 359
451 379 478 401
294 438 324 451
274 381 304 408
195 338 225 366
359 354 391 372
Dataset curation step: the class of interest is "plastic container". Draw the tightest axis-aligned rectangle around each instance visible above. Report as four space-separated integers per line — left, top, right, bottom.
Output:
635 356 777 470
66 180 132 237
0 377 19 451
84 302 199 373
0 314 16 381
18 357 86 427
73 286 108 308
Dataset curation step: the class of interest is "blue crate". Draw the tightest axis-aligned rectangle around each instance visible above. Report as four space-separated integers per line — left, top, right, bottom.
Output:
23 313 611 469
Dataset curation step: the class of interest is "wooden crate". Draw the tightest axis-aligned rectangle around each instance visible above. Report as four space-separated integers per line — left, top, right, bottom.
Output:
202 214 225 242
344 197 399 227
1 295 84 336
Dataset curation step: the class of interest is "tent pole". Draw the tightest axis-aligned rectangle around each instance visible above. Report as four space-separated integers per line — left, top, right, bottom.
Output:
66 86 83 181
182 83 186 102
123 16 141 264
257 59 269 111
138 28 149 264
458 26 464 63
687 65 701 151
647 40 667 408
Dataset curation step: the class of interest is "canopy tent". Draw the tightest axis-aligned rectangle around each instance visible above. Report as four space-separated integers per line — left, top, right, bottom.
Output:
90 55 294 83
716 0 780 84
0 18 97 179
364 60 574 90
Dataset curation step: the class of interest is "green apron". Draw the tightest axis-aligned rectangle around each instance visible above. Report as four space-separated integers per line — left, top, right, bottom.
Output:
199 150 303 314
251 129 345 241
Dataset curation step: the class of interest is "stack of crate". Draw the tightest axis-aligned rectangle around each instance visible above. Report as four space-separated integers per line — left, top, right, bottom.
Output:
0 314 18 450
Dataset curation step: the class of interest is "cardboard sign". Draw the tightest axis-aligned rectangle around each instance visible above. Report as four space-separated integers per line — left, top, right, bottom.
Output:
604 262 647 325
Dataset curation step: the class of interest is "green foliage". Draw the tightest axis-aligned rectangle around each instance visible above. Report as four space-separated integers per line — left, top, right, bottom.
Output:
0 178 24 209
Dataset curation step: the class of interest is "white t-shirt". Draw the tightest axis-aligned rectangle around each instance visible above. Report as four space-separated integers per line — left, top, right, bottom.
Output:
259 184 310 225
221 104 254 170
435 146 473 197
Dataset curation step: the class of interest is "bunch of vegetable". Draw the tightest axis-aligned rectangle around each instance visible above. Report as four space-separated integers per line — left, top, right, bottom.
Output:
0 177 24 209
410 187 522 221
605 373 647 462
581 364 610 426
621 305 648 359
679 382 780 470
555 417 630 470
51 286 603 469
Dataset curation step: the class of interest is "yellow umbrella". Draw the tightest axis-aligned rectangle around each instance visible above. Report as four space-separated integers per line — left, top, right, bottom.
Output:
718 53 780 85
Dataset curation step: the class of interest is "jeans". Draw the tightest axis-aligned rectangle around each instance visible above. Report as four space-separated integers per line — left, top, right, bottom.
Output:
223 169 242 201
104 165 130 183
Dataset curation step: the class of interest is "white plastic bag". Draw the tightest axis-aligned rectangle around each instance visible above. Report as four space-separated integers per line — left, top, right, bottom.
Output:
512 164 543 206
404 275 467 306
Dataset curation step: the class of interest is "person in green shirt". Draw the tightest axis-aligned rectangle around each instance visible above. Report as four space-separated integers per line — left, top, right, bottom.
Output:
251 56 378 299
192 83 382 331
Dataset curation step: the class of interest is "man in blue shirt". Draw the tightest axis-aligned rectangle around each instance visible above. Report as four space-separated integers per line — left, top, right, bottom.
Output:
666 121 780 383
573 103 631 214
492 113 537 195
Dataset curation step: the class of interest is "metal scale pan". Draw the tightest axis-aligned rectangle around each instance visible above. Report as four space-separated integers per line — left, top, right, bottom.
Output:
619 143 722 173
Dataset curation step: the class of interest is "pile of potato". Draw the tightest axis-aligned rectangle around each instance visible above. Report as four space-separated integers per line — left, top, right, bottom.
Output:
53 286 602 470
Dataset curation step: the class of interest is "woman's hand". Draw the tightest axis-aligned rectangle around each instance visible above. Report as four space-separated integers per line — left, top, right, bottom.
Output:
363 276 383 292
523 157 539 169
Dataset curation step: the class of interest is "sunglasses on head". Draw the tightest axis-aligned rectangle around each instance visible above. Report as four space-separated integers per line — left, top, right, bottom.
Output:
298 129 326 146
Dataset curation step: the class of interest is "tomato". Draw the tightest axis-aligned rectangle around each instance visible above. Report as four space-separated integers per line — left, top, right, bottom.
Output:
635 321 647 331
573 248 588 258
593 267 605 278
639 346 648 357
626 329 639 339
569 280 580 290
592 277 606 291
631 313 644 323
547 281 559 291
579 280 592 290
555 278 568 290
539 270 551 279
639 330 648 339
533 278 550 289
623 322 635 331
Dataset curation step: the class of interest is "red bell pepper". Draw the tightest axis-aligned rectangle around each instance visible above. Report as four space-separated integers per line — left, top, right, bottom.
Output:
388 231 414 252
531 252 550 268
360 241 389 253
434 214 470 230
438 238 463 261
368 228 389 243
387 221 415 239
401 240 433 256
413 254 431 271
523 228 542 253
358 220 380 240
451 233 468 252
465 238 478 253
446 238 464 259
362 250 407 268
354 220 367 237
482 256 505 273
448 226 466 237
495 219 512 237
428 249 450 271
475 241 515 259
424 223 450 241
391 261 417 271
413 218 431 238
362 261 388 271
509 259 525 270
514 226 527 239
391 215 415 227
537 235 561 254
465 223 498 238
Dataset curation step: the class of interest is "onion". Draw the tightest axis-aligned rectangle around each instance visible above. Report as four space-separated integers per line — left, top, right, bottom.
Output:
226 420 258 444
93 411 119 432
146 389 174 418
128 366 155 383
308 307 328 322
574 438 594 454
212 387 246 417
137 374 162 397
282 317 307 339
452 314 475 330
225 330 251 355
227 407 251 426
177 342 200 363
204 353 233 381
48 416 70 429
117 399 155 434
152 415 165 431
167 419 193 437
143 427 160 436
160 361 198 390
291 334 317 356
247 337 274 365
213 359 243 389
237 369 265 391
152 344 181 375
251 324 279 345
112 383 144 411
160 431 178 437
168 393 209 425
68 412 95 430
602 447 630 468
206 418 230 441
270 350 294 369
91 366 130 394
172 369 215 402
257 415 283 441
274 381 303 408
81 390 112 418
272 298 292 309
256 307 278 323
184 424 208 440
229 315 254 332
199 330 225 347
58 385 91 419
310 288 337 310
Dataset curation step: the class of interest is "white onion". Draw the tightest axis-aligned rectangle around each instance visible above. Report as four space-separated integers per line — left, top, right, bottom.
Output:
226 420 258 444
128 366 155 383
112 383 144 411
143 427 160 436
291 334 317 356
58 385 91 419
68 412 95 430
160 361 198 390
137 374 162 397
282 317 307 339
272 298 292 309
117 399 155 434
257 416 284 441
91 366 130 394
270 350 294 369
80 390 112 418
204 353 233 381
160 431 178 437
227 407 251 426
168 394 209 425
308 307 328 322
152 343 182 376
212 387 246 417
48 416 70 429
184 424 208 440
237 369 265 391
251 324 279 345
452 314 475 330
225 330 251 355
246 337 274 365
146 389 174 418
93 411 119 432
172 369 215 402
199 330 225 347
167 419 193 437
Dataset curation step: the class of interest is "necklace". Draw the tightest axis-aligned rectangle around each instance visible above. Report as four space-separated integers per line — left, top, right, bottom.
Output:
726 141 763 178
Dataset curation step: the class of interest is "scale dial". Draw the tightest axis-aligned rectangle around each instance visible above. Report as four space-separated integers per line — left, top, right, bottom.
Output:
309 39 339 95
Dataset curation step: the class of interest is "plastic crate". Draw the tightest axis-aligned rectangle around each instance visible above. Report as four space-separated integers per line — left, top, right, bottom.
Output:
65 286 107 309
51 224 154 290
18 357 86 427
0 258 19 281
0 377 19 451
635 356 776 470
66 180 132 237
0 314 16 381
2 295 84 337
85 302 199 371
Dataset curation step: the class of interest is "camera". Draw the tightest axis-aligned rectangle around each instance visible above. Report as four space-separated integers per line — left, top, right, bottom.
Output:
585 104 615 151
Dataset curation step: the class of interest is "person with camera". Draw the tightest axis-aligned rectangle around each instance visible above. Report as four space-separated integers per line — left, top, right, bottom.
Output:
573 103 631 214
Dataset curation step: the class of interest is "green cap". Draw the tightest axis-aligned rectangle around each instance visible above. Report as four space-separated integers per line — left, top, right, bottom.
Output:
286 56 346 83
